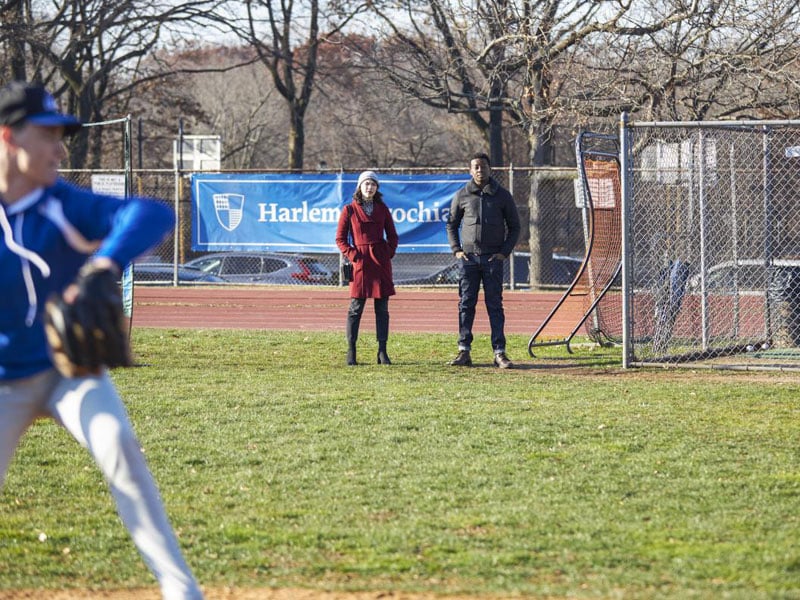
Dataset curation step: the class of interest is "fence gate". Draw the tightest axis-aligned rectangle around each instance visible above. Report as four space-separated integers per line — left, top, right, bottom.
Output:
621 116 800 370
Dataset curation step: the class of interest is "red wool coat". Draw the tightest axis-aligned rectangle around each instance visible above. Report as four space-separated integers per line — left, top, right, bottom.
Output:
336 200 399 298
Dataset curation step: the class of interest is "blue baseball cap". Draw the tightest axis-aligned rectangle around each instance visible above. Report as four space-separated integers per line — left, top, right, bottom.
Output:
0 81 82 135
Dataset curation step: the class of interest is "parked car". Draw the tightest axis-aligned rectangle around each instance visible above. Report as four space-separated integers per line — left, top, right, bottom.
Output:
501 251 586 286
133 254 165 264
395 261 461 285
394 253 587 286
184 252 334 285
507 252 589 286
131 263 226 284
550 253 584 285
687 258 800 294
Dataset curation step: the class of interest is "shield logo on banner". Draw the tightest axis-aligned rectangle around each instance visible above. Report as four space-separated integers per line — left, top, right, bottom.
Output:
213 193 245 232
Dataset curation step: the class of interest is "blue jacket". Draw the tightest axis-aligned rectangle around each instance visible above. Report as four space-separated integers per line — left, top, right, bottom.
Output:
0 180 175 380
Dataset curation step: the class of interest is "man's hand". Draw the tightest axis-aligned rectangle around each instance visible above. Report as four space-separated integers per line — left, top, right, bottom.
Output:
489 253 507 261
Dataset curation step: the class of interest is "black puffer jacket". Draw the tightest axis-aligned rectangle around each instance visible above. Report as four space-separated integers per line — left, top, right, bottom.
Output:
446 178 520 257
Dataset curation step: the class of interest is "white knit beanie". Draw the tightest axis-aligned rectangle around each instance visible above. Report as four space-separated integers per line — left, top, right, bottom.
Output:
357 170 379 188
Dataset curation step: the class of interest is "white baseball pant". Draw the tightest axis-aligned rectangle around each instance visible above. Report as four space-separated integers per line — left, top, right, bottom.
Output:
0 369 203 600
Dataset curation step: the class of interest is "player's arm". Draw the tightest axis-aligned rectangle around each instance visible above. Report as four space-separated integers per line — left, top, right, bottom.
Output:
55 181 175 269
95 197 175 268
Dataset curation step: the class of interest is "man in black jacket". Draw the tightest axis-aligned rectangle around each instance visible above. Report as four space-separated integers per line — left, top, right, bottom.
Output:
446 152 521 368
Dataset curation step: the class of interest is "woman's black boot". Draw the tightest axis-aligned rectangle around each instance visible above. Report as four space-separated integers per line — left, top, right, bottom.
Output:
346 299 364 366
376 300 391 364
377 342 391 365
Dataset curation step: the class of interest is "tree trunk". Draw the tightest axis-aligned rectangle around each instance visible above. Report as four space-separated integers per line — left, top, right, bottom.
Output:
527 117 556 287
288 102 305 171
489 103 503 166
488 72 504 165
2 2 27 80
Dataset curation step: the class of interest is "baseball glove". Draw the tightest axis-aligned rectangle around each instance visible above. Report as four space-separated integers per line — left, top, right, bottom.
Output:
44 263 132 377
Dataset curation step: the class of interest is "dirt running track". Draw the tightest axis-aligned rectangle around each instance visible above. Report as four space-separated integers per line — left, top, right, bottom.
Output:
4 287 582 600
130 286 581 337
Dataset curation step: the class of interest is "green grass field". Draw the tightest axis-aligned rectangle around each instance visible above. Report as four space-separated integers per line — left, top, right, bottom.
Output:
1 329 799 599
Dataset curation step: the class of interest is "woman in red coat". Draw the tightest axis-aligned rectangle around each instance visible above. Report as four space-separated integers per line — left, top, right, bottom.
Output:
336 171 399 365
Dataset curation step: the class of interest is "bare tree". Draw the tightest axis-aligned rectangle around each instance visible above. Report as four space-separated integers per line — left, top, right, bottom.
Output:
0 0 234 168
182 48 286 169
567 0 800 123
221 0 370 170
353 0 706 166
307 35 485 168
154 36 483 170
5 0 797 174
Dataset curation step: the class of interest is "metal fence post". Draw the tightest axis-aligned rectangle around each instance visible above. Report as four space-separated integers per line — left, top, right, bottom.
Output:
619 112 632 369
509 163 516 290
173 119 183 286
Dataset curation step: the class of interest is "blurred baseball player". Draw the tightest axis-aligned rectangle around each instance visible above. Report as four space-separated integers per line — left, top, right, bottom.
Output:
0 81 203 599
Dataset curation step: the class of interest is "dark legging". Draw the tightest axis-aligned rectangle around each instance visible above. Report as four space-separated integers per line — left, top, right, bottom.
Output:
346 297 390 347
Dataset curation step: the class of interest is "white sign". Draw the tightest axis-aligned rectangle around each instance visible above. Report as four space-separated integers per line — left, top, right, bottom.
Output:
91 174 126 198
174 135 222 171
639 137 718 185
90 173 132 318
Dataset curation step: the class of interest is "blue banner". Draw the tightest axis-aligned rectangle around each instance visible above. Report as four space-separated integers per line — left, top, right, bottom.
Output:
190 172 468 253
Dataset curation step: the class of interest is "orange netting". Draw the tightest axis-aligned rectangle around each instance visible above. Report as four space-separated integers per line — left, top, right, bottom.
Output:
528 138 623 355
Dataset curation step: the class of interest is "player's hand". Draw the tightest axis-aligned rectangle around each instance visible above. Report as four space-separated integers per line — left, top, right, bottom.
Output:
455 251 466 260
489 253 506 261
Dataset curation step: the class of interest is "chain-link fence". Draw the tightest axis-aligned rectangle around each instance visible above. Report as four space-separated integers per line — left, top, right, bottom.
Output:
622 118 800 369
61 166 586 289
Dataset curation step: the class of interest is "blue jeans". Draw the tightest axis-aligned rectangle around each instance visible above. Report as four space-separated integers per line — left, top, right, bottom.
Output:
457 254 506 353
